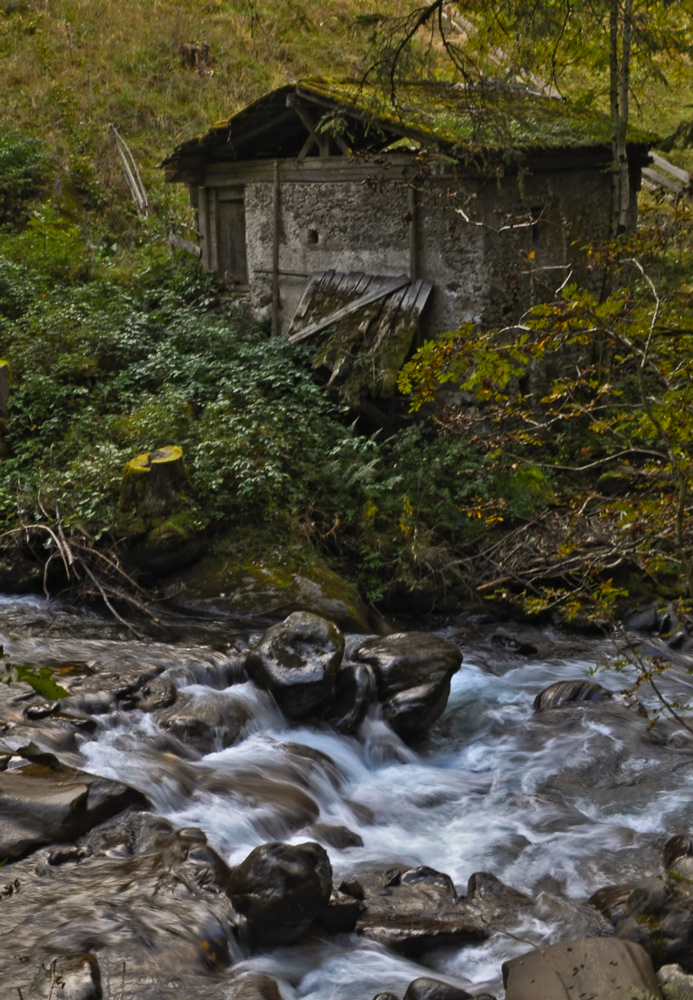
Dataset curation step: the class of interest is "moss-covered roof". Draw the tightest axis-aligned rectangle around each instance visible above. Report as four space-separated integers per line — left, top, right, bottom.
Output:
163 78 655 180
299 78 655 152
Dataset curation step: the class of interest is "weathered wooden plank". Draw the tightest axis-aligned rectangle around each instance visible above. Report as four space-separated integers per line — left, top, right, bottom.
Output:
650 153 691 185
292 271 325 326
168 232 202 258
288 276 409 344
369 285 410 354
294 270 335 330
642 167 682 195
198 186 211 271
408 280 434 325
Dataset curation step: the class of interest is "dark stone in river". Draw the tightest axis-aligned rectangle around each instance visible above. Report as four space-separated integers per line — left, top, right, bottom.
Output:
157 688 253 753
341 864 488 953
226 840 332 946
329 661 374 734
320 886 364 933
533 679 612 712
403 978 473 1000
663 833 693 869
245 612 344 720
0 756 148 861
503 937 661 1000
309 821 364 850
615 873 693 971
352 632 462 738
589 883 639 925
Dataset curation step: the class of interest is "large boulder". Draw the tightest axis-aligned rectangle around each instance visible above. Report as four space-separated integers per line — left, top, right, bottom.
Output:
340 864 488 954
615 873 693 971
0 758 147 862
245 612 344 720
226 841 332 946
503 938 662 1000
352 632 462 738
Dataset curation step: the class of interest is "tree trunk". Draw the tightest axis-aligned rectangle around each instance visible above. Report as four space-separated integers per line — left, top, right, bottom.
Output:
610 0 634 236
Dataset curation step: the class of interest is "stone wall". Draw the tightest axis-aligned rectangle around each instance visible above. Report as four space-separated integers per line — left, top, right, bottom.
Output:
202 152 622 338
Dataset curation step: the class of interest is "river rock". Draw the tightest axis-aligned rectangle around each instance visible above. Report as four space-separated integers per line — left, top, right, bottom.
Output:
223 973 283 1000
320 886 364 933
157 689 253 753
342 864 488 953
226 840 332 946
55 953 102 1000
503 937 662 1000
589 882 638 925
615 873 693 970
329 661 374 734
533 679 613 711
403 978 473 1000
657 963 693 997
245 612 344 720
0 810 242 999
0 757 148 861
309 822 364 849
352 632 462 738
664 833 693 869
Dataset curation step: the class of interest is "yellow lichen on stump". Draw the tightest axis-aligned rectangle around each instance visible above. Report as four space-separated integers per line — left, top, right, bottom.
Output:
119 445 189 526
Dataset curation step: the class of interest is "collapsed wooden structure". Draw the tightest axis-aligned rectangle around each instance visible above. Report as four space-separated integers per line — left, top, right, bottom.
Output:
162 79 652 410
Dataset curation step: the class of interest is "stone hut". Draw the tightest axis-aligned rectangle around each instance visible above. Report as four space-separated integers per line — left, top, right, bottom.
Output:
162 79 650 405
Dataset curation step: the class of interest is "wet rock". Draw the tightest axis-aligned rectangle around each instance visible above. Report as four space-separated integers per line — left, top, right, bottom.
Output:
657 963 693 997
226 840 332 946
309 822 364 850
0 758 148 861
464 871 533 924
664 833 693 869
403 978 473 1000
371 994 400 1000
615 873 693 971
245 612 344 720
124 675 177 712
589 883 638 925
157 689 252 753
55 953 102 1000
329 661 374 734
203 770 319 837
0 811 242 999
223 973 283 1000
342 864 488 954
503 937 662 1000
353 632 462 739
533 679 613 711
321 886 364 933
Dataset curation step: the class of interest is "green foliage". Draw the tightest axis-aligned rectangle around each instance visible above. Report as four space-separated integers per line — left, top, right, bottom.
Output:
0 127 48 226
0 648 68 699
399 215 693 604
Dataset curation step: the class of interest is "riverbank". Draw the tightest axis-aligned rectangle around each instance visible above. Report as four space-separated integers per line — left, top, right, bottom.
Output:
0 594 692 998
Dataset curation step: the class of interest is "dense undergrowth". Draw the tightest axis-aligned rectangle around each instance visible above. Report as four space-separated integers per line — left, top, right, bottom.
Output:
0 126 535 602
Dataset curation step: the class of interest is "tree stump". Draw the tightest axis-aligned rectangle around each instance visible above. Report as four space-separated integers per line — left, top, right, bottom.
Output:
119 446 189 524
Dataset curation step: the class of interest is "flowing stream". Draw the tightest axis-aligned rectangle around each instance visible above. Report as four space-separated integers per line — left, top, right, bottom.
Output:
2 593 693 998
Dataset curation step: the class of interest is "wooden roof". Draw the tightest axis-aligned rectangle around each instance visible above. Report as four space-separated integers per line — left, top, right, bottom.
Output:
162 79 654 183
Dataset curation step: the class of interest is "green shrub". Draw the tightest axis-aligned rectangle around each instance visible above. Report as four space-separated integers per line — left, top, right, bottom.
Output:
0 128 48 226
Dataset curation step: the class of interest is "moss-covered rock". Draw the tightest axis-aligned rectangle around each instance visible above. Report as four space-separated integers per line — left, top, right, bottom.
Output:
159 532 384 634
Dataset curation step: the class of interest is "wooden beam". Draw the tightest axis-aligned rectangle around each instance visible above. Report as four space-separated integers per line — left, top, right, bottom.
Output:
198 186 211 270
288 276 409 344
272 160 281 336
169 232 202 258
408 185 418 282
